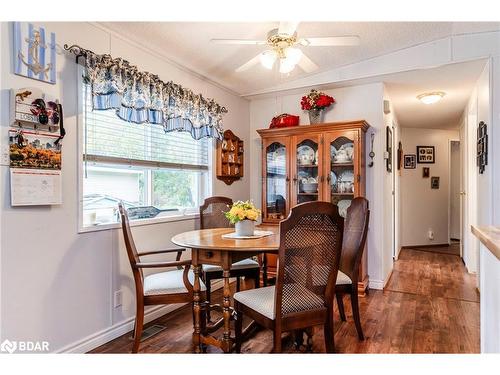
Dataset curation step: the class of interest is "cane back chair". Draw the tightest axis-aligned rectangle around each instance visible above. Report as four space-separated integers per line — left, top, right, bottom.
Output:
234 201 344 353
199 196 260 321
118 202 206 353
335 197 370 340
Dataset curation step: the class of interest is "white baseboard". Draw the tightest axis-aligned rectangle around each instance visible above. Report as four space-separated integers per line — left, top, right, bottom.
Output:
369 279 384 290
57 279 224 353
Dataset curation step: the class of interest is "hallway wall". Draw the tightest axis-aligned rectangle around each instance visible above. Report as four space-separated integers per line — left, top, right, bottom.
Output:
400 127 459 246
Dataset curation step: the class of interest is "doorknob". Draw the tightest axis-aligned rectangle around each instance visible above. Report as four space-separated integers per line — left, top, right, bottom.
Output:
460 191 466 195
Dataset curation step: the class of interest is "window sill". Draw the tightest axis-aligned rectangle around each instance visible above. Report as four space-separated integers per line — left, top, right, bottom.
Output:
78 213 199 234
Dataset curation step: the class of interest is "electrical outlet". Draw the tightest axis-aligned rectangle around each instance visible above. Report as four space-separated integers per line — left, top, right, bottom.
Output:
114 290 123 308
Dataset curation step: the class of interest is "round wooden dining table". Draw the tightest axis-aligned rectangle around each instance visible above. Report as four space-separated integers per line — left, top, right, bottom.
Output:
171 225 279 353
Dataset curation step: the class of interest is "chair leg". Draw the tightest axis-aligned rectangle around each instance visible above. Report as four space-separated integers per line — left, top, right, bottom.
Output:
254 269 261 289
236 276 241 292
200 301 208 353
235 307 243 353
132 300 144 353
351 289 365 341
205 276 212 322
273 329 282 353
294 329 305 349
324 310 335 353
336 292 347 322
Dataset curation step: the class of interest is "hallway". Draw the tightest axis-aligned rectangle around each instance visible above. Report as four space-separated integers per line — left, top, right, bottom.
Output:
91 246 480 354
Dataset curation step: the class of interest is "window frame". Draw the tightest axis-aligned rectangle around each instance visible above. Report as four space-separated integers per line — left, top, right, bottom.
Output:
76 65 213 233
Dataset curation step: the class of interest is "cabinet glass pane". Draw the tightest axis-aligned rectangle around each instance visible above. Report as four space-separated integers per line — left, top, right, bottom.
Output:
330 135 354 217
266 142 287 220
296 139 319 205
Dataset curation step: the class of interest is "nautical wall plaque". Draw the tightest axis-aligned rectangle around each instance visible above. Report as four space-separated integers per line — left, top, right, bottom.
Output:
13 22 56 84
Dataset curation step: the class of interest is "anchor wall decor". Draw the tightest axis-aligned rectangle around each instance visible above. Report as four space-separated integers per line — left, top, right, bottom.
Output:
13 22 56 84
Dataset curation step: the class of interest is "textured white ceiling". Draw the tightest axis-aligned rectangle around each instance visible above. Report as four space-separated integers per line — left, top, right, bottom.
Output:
384 59 486 129
100 22 500 95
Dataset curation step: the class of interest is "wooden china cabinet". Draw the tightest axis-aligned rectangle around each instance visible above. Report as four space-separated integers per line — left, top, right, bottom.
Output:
257 120 370 295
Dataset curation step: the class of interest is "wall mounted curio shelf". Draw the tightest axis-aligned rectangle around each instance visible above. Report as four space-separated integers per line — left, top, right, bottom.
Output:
216 129 244 185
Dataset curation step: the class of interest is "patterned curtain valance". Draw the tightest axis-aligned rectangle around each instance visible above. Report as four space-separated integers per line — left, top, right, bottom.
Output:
64 44 227 140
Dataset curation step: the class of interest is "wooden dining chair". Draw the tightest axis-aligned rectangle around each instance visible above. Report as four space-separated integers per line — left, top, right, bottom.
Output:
234 201 344 353
118 202 206 353
199 196 261 320
335 197 370 340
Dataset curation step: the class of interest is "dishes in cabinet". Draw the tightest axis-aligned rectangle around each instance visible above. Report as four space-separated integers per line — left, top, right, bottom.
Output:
337 170 354 193
297 145 315 165
333 142 354 163
330 145 337 160
338 199 352 218
301 176 318 193
330 170 338 189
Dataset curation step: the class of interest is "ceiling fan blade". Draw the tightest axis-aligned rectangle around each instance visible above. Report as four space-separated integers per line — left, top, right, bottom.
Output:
235 54 262 72
210 39 267 45
297 53 319 73
278 21 299 36
299 36 360 46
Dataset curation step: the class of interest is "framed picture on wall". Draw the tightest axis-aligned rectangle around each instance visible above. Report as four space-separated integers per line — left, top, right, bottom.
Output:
417 146 435 164
386 126 393 172
403 154 416 169
423 167 430 178
431 176 440 189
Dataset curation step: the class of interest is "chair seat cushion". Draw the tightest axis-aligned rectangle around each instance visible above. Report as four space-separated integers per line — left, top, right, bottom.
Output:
311 266 352 286
336 270 352 285
143 269 206 296
234 284 324 320
203 258 259 273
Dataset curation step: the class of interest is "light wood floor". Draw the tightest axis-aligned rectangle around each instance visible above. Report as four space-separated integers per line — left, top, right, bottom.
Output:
90 246 479 354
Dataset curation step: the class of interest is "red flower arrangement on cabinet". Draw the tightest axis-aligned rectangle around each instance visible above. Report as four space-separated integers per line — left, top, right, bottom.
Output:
300 89 335 110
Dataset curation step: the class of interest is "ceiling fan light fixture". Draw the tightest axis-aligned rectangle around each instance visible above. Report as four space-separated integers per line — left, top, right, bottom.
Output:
285 47 303 66
279 58 295 74
417 91 446 105
259 50 277 70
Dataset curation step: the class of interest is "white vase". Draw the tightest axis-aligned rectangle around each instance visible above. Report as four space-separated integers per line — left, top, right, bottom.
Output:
235 220 255 236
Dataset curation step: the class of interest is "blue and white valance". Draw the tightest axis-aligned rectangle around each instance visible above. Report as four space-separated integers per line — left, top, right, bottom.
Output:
64 44 227 140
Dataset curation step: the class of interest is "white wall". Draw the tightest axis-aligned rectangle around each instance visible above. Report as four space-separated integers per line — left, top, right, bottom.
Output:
480 244 500 352
399 128 459 246
0 22 250 352
461 62 491 274
449 141 461 240
248 82 393 289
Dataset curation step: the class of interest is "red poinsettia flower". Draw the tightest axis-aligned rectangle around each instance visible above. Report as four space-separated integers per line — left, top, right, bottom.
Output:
300 90 335 111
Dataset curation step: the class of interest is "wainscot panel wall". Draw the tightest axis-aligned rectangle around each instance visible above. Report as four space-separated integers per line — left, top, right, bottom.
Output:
0 22 250 352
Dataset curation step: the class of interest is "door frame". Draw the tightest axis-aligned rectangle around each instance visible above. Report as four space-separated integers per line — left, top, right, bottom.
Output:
448 139 461 249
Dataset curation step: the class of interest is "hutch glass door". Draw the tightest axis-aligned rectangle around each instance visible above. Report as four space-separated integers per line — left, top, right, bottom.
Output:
293 135 322 206
264 140 288 222
328 133 356 217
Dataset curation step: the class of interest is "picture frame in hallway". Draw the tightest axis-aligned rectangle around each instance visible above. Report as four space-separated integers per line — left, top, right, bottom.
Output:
417 145 435 164
386 126 393 172
404 154 416 169
431 176 440 189
423 167 430 178
477 121 488 174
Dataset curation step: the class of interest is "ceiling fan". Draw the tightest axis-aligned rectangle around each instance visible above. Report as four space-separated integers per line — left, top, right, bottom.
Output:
210 22 360 74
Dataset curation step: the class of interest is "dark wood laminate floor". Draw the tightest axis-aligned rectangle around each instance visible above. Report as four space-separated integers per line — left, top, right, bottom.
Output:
90 246 479 354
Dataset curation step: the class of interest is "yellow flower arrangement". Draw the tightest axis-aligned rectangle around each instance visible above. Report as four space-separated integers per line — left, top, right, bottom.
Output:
224 200 261 224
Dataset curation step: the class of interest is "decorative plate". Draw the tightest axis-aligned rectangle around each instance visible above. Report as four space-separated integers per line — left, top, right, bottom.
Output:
330 171 337 186
338 199 352 218
297 145 315 165
330 145 337 160
222 230 274 239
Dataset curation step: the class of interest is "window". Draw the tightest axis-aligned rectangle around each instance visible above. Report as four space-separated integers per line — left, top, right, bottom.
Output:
81 83 211 228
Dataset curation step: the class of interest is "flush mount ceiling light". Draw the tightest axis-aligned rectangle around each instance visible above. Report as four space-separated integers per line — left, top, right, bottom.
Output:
417 91 446 104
